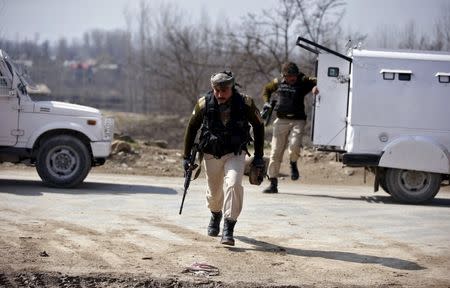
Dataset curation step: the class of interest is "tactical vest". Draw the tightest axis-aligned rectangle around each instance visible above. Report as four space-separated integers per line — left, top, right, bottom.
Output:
274 77 307 120
199 91 251 158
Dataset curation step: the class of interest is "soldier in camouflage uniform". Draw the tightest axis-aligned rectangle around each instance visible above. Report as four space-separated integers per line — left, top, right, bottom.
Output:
183 71 265 246
261 62 319 193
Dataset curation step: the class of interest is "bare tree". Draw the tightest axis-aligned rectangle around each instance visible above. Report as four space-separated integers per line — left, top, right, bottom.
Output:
230 0 345 83
136 0 153 113
398 21 421 50
433 2 450 51
123 5 139 113
294 0 346 73
295 0 345 48
230 0 301 82
148 5 238 111
55 38 69 61
368 2 450 52
371 24 397 49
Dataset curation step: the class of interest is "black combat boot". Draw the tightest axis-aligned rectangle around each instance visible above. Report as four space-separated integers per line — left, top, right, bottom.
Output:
220 218 237 246
262 178 278 193
290 161 299 181
207 211 222 237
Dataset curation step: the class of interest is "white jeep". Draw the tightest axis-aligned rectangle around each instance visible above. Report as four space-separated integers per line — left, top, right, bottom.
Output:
0 49 114 187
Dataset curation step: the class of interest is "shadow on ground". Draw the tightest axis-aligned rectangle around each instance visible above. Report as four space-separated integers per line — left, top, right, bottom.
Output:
282 192 450 207
233 236 424 271
0 179 178 196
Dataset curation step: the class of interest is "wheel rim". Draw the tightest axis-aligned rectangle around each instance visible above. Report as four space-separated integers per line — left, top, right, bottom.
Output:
45 145 80 180
398 170 430 194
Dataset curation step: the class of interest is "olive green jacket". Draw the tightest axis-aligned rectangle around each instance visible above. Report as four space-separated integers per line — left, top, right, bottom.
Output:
262 74 317 103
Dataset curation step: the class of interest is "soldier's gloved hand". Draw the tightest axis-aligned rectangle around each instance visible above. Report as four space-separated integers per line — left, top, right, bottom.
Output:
183 158 190 172
252 156 265 168
249 156 266 185
260 102 272 119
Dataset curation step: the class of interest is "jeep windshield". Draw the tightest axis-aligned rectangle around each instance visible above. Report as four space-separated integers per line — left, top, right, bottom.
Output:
3 52 34 89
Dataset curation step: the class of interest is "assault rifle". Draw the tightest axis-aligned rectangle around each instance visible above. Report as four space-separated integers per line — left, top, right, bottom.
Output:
179 144 199 215
261 100 277 126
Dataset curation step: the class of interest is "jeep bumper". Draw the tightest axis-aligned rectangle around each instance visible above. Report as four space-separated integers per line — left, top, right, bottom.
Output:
91 141 112 158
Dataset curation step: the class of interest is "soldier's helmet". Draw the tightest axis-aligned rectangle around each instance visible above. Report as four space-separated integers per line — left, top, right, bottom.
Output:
281 62 300 76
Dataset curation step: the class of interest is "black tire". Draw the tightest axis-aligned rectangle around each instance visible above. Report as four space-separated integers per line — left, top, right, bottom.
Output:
379 173 391 194
36 135 91 188
378 169 390 194
385 168 441 204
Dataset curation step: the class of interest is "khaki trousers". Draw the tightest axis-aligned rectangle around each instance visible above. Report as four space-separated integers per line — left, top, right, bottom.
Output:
204 152 245 221
268 118 306 178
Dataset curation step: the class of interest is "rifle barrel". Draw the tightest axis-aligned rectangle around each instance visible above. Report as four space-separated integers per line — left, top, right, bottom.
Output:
179 144 198 215
179 169 192 215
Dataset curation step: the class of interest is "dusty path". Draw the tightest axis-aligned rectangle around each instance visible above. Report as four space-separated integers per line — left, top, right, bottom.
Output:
1 169 450 287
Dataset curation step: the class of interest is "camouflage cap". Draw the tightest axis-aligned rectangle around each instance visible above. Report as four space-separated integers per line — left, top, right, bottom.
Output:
281 62 300 76
211 71 234 88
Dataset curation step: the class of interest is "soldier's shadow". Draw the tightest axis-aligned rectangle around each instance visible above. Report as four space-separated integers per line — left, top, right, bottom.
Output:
231 236 424 271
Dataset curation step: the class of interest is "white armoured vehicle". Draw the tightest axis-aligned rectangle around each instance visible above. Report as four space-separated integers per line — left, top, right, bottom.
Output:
297 37 450 204
0 49 114 187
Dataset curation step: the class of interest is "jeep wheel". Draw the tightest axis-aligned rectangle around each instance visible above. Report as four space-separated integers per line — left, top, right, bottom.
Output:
36 135 91 188
385 168 441 204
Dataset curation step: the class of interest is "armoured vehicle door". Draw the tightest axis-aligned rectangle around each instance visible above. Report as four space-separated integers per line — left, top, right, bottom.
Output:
312 52 351 148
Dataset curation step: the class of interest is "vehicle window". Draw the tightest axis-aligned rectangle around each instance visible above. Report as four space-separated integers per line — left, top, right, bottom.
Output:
436 72 450 83
438 75 450 83
398 73 411 81
0 71 7 87
382 72 395 80
327 67 339 77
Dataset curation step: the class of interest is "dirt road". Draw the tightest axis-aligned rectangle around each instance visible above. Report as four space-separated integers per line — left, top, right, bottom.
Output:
1 169 450 287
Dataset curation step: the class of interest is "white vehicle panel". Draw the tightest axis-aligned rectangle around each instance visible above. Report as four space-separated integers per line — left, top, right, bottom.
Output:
379 136 450 174
91 141 112 158
313 53 350 147
19 113 100 148
350 55 450 132
0 99 19 146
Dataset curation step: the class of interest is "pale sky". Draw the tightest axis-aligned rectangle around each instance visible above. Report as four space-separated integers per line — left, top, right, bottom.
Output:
0 0 446 45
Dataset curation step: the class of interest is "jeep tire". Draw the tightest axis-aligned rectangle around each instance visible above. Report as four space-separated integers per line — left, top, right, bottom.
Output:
36 135 91 188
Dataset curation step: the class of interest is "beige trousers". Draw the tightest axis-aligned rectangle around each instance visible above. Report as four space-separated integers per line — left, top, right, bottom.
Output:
267 118 306 178
204 152 246 221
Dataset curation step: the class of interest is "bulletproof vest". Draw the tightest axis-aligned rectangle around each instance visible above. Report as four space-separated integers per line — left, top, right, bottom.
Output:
274 77 307 120
199 91 251 158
